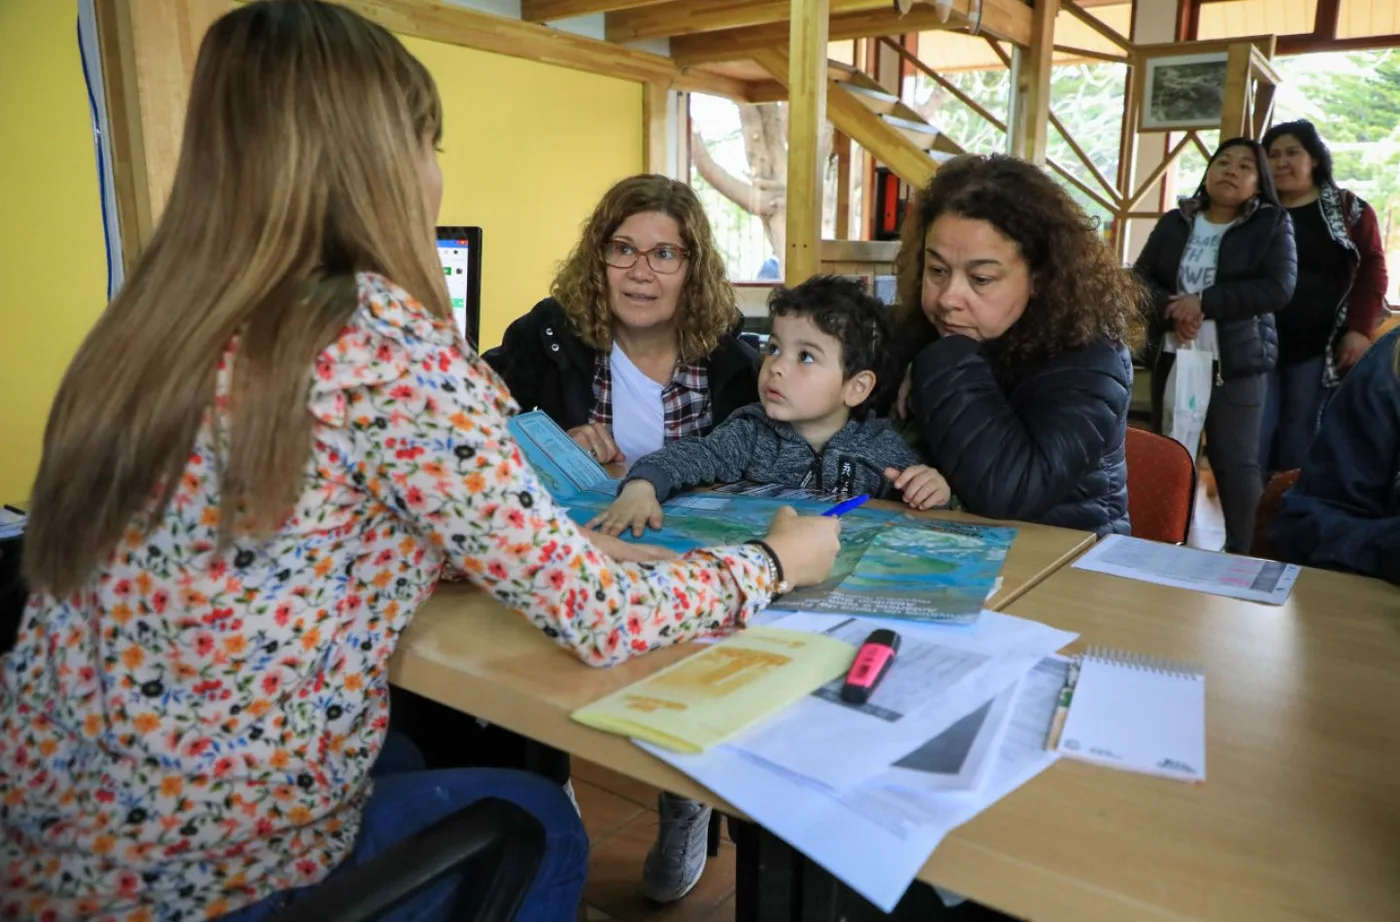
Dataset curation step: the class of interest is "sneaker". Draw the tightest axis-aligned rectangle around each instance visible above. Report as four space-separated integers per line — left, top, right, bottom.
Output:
642 792 711 903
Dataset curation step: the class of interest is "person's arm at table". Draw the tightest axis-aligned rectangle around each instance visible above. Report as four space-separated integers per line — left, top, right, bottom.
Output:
352 341 836 666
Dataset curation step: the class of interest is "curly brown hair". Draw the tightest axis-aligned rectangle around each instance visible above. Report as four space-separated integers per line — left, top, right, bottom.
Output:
551 174 740 364
894 154 1146 365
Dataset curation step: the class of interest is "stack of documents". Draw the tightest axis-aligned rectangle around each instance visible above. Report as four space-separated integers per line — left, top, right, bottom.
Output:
592 608 1079 910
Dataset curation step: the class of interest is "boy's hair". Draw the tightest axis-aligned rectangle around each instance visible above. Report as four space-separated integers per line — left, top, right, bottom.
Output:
767 275 894 416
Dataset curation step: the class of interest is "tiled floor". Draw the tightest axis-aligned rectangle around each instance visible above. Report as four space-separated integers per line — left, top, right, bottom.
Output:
573 760 735 922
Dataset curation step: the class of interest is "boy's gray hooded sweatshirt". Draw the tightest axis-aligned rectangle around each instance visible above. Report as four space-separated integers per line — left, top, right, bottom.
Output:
622 403 922 501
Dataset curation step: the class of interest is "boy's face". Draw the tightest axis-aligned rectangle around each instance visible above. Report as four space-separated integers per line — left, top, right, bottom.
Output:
758 313 874 432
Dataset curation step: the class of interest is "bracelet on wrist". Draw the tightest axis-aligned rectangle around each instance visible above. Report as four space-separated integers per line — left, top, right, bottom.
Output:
744 539 791 598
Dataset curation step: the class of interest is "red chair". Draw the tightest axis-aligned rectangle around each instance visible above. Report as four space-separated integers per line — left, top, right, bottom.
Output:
1125 427 1197 545
1251 469 1301 560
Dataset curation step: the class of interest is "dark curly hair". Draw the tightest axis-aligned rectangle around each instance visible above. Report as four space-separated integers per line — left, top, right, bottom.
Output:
767 275 894 418
894 154 1146 365
550 174 740 364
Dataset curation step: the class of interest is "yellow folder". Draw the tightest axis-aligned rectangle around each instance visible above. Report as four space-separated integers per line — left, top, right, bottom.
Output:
571 627 856 754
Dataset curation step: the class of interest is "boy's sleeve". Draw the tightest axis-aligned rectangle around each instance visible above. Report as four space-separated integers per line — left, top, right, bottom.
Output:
623 413 761 501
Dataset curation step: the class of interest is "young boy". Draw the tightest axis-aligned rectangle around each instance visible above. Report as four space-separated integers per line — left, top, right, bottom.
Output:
588 274 950 538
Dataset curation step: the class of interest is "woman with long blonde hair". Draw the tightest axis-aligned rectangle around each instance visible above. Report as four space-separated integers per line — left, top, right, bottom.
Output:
0 3 839 919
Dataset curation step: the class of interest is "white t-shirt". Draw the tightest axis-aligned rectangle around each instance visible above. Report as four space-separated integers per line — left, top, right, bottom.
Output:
1164 213 1230 356
609 342 665 468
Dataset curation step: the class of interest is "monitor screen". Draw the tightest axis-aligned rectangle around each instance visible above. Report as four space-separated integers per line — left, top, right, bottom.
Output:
435 226 481 345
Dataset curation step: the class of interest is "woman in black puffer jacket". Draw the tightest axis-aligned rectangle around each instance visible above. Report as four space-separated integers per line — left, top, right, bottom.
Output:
1135 137 1297 553
893 154 1146 537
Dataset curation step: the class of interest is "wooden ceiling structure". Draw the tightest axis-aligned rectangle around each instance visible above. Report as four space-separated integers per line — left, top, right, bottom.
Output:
98 0 1054 287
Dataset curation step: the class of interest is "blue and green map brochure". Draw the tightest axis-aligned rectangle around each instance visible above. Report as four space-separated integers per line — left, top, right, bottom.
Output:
506 410 1014 624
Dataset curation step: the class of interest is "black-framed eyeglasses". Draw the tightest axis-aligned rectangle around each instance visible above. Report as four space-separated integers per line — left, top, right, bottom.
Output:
604 239 689 275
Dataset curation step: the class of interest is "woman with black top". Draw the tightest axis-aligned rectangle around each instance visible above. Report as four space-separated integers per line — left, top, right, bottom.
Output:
1135 138 1297 553
1259 119 1390 480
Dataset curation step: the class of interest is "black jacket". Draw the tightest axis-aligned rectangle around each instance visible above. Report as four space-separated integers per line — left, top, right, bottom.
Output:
908 335 1133 537
484 298 760 432
1134 197 1297 379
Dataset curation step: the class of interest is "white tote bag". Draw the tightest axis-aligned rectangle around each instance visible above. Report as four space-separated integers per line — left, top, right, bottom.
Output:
1162 343 1213 458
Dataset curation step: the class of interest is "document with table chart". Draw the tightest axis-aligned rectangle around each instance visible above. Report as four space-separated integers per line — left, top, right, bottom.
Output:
641 654 1072 913
728 611 1076 791
1072 534 1300 605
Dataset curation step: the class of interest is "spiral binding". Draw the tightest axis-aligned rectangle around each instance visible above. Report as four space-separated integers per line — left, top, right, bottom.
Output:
1081 645 1202 680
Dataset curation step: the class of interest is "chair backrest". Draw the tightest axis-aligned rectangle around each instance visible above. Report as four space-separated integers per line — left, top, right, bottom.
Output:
1125 427 1197 545
1251 468 1301 560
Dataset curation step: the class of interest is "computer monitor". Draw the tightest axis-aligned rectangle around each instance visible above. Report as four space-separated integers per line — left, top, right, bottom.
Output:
435 226 482 346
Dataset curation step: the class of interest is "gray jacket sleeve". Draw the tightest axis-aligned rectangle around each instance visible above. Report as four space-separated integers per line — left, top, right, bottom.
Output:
622 415 762 501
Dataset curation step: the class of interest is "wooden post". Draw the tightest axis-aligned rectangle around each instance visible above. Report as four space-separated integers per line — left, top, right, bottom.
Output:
1009 0 1057 163
1218 41 1254 140
95 0 229 267
643 81 671 176
785 0 829 285
834 130 852 240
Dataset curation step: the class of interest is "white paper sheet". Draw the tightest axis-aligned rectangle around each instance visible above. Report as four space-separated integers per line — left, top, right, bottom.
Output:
643 655 1071 912
730 611 1077 791
1072 534 1300 605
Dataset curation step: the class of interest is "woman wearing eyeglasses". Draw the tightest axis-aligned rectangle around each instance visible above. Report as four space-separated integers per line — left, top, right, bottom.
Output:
475 175 760 904
487 174 760 469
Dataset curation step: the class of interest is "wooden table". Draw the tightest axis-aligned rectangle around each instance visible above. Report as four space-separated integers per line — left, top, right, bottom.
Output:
916 562 1400 922
388 511 1094 815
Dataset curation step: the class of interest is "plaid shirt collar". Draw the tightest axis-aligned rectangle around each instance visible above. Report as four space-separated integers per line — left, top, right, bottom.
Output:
589 350 712 440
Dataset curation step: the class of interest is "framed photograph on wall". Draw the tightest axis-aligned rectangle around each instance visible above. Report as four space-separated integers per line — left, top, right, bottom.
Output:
1140 52 1230 131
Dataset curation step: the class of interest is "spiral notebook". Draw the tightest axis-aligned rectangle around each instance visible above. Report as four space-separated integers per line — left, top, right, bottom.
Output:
1055 647 1205 782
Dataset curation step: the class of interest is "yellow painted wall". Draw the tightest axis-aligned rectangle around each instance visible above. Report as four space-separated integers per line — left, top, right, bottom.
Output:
0 20 642 505
403 36 644 350
0 1 109 505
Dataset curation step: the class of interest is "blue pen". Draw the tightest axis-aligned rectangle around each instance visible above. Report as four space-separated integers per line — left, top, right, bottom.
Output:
822 494 870 517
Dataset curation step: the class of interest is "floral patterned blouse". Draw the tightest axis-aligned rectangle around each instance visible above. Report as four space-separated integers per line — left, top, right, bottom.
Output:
0 273 774 921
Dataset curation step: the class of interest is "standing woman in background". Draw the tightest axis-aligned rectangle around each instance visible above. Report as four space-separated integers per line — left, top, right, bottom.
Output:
0 3 840 919
1135 138 1296 553
1260 119 1390 481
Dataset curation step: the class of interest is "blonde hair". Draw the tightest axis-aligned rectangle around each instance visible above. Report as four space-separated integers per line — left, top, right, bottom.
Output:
551 174 740 364
25 0 447 594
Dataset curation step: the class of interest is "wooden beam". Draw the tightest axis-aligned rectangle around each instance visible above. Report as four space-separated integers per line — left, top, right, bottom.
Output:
643 82 669 175
834 130 852 240
1052 43 1129 64
1009 0 1057 163
1218 41 1253 140
95 0 231 263
521 0 669 21
336 0 677 83
879 36 1007 132
755 49 937 193
673 67 752 101
672 0 1033 64
607 0 887 44
1060 0 1132 52
786 0 830 286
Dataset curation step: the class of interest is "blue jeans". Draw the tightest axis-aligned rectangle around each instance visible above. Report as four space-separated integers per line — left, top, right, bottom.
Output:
221 733 587 921
1259 355 1328 482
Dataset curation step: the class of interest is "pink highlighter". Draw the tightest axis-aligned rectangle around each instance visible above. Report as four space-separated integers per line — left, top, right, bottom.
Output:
840 629 900 705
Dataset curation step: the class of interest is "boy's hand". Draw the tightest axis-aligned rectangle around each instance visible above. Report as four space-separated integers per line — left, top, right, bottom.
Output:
885 465 951 511
587 480 663 538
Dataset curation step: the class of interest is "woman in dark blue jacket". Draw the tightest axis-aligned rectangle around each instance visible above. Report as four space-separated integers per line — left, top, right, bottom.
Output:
895 154 1146 537
1135 138 1297 552
1271 327 1400 585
